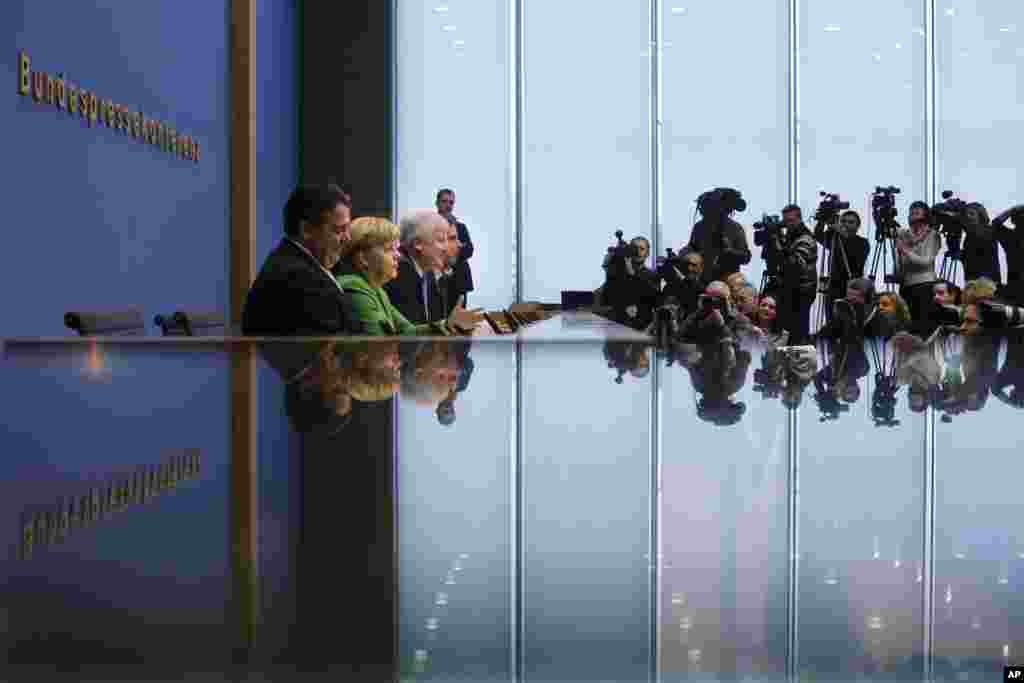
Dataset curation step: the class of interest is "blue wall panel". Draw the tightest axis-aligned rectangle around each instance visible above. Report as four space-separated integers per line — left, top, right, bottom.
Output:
255 0 299 264
1 1 231 336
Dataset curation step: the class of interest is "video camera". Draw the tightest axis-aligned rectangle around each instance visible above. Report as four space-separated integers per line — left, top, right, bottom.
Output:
814 191 850 224
978 300 1024 329
930 190 967 258
696 187 747 217
752 213 783 238
697 292 727 316
871 186 901 241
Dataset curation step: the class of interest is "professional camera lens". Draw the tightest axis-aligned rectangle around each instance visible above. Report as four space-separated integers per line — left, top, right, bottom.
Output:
979 301 1024 328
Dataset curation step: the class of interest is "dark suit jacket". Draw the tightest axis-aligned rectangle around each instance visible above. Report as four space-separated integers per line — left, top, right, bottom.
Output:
452 219 474 294
242 239 360 335
384 256 445 325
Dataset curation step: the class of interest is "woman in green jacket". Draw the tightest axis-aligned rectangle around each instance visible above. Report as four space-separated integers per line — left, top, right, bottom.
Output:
337 217 482 335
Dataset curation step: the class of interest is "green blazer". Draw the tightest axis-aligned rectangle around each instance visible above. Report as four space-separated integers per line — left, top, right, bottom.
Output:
337 272 449 336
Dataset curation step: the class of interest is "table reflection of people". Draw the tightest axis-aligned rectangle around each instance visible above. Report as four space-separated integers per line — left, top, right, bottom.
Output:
258 340 399 677
675 340 751 426
814 340 869 420
892 332 942 414
993 333 1024 408
603 342 651 384
401 341 461 409
435 341 475 426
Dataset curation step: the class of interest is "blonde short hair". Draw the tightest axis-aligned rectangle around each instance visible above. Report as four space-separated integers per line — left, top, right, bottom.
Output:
962 277 997 305
340 216 400 263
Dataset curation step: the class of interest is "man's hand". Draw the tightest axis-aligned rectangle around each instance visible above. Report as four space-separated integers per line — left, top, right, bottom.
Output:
448 305 485 334
707 309 725 327
625 305 639 319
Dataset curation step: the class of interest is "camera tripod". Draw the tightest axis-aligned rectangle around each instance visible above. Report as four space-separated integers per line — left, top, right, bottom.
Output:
867 226 900 292
867 337 900 427
814 227 855 333
938 249 961 285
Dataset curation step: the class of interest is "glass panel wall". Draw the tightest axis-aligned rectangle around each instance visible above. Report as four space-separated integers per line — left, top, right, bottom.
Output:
798 0 927 301
521 1 652 303
661 0 790 294
395 0 515 310
935 0 1024 287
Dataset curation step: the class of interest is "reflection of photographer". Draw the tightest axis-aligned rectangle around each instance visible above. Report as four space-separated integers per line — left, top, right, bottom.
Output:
677 339 750 427
814 340 869 421
896 202 942 321
993 204 1024 303
993 333 1024 408
601 231 661 330
758 204 818 345
814 205 870 324
686 188 751 283
603 342 651 384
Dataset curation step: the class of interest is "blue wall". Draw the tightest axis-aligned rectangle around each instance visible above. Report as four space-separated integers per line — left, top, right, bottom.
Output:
2 1 299 336
255 0 299 264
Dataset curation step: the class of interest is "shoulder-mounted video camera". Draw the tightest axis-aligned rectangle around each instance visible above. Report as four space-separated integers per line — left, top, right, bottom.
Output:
871 186 901 240
814 191 850 224
696 187 747 217
752 213 783 251
930 190 967 257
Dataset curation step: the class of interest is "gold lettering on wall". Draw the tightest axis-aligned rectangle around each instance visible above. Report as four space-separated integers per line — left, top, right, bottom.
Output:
18 51 30 95
15 50 201 165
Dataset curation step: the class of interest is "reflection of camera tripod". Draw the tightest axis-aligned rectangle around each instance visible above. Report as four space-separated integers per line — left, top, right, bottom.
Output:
867 337 900 427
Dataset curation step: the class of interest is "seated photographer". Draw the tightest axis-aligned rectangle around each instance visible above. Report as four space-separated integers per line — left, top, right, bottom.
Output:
961 202 1002 285
658 248 704 316
766 204 818 345
601 234 662 330
686 188 752 283
814 209 870 321
896 202 942 321
337 217 484 336
993 203 1024 303
677 281 759 348
749 295 788 347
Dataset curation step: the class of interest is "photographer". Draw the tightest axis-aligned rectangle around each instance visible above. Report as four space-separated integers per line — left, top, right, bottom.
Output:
761 204 818 345
994 203 1024 303
959 202 1002 284
815 209 870 322
658 248 705 317
677 281 759 350
896 201 941 322
601 233 661 330
686 188 752 283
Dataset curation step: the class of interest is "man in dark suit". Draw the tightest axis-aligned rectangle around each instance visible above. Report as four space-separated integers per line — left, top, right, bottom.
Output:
242 184 361 335
385 209 450 325
436 189 474 305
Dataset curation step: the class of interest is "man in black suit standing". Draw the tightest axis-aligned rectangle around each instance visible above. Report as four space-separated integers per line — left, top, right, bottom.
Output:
385 209 451 324
436 189 474 305
242 183 360 335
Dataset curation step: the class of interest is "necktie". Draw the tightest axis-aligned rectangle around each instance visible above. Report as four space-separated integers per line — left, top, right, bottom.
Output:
423 273 431 321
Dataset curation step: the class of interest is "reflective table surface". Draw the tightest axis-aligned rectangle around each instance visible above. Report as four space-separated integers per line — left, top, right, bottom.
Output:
1 329 1022 682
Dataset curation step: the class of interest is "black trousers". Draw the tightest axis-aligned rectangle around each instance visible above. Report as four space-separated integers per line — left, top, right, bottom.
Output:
779 288 816 346
900 282 935 322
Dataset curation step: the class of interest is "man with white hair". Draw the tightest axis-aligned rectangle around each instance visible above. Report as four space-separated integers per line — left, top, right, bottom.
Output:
385 209 451 324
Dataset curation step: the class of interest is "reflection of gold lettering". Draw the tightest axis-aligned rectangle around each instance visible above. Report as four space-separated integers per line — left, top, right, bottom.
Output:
45 73 55 104
31 71 44 101
132 111 142 139
67 81 78 114
18 51 30 96
55 73 66 110
87 92 98 126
